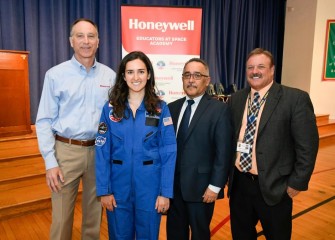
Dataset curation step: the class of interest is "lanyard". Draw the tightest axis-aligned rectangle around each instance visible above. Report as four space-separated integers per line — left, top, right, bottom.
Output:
247 91 269 122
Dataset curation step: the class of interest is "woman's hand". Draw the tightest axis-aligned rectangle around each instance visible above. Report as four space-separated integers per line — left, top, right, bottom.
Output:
155 196 170 213
101 195 117 211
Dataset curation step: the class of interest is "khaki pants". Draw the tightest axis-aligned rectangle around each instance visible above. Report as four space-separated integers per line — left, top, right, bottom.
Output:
50 141 102 240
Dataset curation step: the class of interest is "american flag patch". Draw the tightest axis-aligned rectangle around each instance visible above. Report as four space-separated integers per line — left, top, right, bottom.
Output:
163 117 173 126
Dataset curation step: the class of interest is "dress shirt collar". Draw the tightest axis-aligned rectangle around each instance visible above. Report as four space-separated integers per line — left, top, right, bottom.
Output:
250 80 273 99
185 94 204 106
71 55 97 71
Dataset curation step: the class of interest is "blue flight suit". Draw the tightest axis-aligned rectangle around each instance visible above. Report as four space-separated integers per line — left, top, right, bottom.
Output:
95 100 177 240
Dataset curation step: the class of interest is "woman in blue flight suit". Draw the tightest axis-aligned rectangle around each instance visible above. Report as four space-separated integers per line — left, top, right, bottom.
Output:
95 51 177 240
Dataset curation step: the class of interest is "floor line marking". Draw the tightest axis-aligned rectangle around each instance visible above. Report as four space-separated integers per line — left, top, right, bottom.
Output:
257 195 335 237
210 168 335 237
210 215 230 236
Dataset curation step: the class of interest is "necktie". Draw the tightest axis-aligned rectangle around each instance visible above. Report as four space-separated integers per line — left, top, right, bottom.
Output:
240 92 260 172
177 99 195 145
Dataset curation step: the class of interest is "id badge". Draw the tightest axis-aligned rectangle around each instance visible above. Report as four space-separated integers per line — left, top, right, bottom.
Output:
237 142 251 154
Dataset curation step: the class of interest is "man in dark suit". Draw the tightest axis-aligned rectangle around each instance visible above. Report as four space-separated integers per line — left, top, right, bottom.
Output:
228 48 319 239
166 58 232 240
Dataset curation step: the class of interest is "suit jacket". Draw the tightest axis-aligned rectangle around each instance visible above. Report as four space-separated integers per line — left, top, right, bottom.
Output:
168 93 233 202
228 82 319 206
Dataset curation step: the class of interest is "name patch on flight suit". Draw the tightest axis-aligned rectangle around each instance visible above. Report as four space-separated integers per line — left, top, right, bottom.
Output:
145 112 160 127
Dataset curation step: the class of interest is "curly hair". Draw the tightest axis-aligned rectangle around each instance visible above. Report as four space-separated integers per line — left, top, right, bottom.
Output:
109 51 161 119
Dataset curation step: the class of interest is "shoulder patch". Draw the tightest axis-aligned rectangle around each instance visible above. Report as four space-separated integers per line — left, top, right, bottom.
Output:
95 136 106 146
98 122 107 134
109 110 122 122
163 117 173 126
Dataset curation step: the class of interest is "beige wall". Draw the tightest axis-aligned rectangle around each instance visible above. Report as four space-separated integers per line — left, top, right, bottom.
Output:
282 0 335 119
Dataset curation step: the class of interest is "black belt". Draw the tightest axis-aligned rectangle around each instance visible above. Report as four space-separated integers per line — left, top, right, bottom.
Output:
235 167 258 181
55 135 95 146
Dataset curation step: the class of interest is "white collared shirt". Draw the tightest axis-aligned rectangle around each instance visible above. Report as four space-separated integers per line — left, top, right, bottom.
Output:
176 94 203 134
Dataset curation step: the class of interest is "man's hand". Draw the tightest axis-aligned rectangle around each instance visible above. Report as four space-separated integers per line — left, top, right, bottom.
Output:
287 186 300 198
46 167 64 193
202 188 218 203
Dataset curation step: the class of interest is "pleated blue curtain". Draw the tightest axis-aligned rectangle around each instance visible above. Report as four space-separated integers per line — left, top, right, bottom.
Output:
0 0 286 123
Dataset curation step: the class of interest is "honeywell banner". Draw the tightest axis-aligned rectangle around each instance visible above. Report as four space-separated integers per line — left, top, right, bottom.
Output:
121 5 202 102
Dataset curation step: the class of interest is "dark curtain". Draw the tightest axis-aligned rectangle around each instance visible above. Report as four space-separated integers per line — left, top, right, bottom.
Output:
0 0 286 123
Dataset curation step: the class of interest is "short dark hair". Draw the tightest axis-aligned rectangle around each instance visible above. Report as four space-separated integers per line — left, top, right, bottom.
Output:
247 48 274 67
183 58 209 74
70 18 98 37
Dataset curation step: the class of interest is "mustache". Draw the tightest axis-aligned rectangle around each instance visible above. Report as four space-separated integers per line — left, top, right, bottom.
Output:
250 73 262 78
186 83 197 88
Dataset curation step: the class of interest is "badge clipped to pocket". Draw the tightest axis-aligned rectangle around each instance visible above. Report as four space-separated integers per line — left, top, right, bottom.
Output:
145 112 159 127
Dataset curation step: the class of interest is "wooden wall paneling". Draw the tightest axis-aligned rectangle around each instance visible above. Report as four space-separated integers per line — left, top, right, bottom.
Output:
0 50 32 137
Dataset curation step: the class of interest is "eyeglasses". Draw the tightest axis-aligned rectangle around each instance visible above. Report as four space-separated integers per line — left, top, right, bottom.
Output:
182 72 209 80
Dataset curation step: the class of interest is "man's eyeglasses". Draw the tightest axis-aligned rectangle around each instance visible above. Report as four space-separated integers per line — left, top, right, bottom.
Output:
182 72 209 80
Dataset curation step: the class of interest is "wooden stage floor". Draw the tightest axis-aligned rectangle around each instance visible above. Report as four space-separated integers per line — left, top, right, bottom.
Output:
0 144 334 239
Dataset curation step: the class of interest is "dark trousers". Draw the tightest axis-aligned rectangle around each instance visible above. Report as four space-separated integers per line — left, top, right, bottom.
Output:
166 176 215 240
229 168 292 240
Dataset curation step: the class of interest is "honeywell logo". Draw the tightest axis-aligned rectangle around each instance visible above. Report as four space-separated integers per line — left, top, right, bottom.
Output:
129 19 195 32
